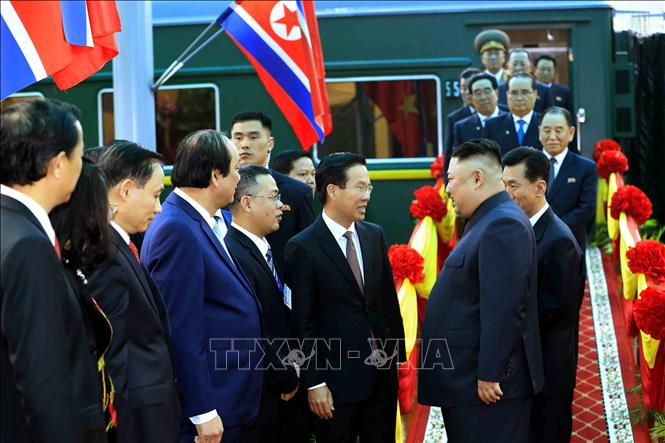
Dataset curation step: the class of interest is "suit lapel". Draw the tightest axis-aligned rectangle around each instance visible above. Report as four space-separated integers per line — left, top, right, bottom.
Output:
314 217 364 297
229 227 282 296
1 194 48 238
503 113 518 148
355 222 373 300
548 151 574 199
525 112 541 146
533 208 552 243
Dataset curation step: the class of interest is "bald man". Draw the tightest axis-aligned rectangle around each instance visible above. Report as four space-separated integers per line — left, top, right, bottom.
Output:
419 139 544 442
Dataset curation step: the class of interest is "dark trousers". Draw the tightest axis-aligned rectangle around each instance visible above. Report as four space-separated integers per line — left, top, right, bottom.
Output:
132 396 181 443
529 390 574 443
248 390 311 443
442 396 533 443
314 370 396 443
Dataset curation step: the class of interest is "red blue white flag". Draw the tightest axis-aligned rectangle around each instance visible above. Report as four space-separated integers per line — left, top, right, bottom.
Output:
1 0 120 101
218 0 332 150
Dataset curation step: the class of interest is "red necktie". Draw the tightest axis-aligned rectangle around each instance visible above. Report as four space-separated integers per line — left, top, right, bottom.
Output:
54 237 61 258
128 241 141 264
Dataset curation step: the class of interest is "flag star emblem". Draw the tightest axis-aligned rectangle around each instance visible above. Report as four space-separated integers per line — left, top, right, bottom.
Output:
270 1 301 41
399 94 418 118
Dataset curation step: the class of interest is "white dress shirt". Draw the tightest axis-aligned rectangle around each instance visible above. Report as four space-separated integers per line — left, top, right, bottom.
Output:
543 148 568 181
529 202 550 227
231 222 270 265
486 68 505 85
109 221 130 245
478 106 500 127
1 185 56 246
512 110 534 136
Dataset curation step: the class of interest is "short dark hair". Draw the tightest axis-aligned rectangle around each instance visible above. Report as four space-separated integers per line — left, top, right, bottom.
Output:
460 67 482 81
535 54 557 68
467 72 499 94
542 106 574 127
98 140 164 190
230 165 272 208
229 111 272 133
316 152 366 205
502 146 551 186
507 72 537 90
452 138 502 168
271 150 313 174
50 159 110 274
1 98 81 186
508 48 532 62
171 130 232 188
84 147 105 163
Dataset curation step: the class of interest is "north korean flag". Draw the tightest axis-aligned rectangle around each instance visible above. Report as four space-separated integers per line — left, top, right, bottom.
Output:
218 1 332 150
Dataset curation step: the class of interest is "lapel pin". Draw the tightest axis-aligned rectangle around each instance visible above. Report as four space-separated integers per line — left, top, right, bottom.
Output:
556 96 563 102
505 130 510 135
567 177 576 183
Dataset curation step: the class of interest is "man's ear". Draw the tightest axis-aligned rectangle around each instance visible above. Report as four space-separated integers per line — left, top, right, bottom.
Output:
536 179 547 197
267 135 275 152
118 178 133 201
47 151 68 180
326 183 337 200
240 195 253 213
473 169 484 188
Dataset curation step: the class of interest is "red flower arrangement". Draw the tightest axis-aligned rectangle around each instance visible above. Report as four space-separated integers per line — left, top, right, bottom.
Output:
633 287 665 339
609 185 653 225
593 139 621 162
430 155 444 180
409 186 447 221
597 150 629 179
627 240 665 282
388 244 425 283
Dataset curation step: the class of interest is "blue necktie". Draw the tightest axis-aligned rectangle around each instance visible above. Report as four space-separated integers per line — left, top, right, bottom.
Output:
212 216 237 271
547 157 557 196
517 119 526 145
265 248 285 294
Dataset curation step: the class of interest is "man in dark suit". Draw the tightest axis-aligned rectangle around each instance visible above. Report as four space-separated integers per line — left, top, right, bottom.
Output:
484 72 543 155
97 141 180 442
230 111 315 268
419 139 544 442
497 49 553 113
142 130 263 443
452 73 506 150
1 98 107 442
443 67 481 183
227 166 303 443
502 147 584 443
535 55 574 116
538 107 597 250
284 153 405 443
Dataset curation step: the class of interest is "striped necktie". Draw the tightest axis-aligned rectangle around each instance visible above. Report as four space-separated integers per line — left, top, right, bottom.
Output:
265 248 284 294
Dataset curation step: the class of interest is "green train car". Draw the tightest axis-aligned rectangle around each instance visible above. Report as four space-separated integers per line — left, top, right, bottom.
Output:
7 1 631 244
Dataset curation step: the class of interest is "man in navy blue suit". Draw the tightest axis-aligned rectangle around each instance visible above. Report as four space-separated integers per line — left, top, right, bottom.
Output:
538 107 597 250
535 55 574 116
142 130 263 443
502 147 584 443
483 72 543 155
452 73 506 150
497 49 552 113
419 139 544 442
443 67 481 183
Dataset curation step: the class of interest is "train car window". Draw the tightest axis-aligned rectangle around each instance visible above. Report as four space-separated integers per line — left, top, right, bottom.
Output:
0 92 45 110
98 84 220 163
316 76 442 162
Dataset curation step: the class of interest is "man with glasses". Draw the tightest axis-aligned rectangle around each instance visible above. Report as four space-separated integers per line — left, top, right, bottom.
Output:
226 165 303 443
284 153 405 442
474 29 510 86
483 72 543 155
497 49 553 113
535 55 574 116
452 73 506 149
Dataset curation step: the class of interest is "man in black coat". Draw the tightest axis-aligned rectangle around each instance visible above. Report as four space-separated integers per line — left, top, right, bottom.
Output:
1 98 108 442
502 147 584 443
98 141 180 442
497 49 553 114
484 72 543 155
227 165 303 443
284 153 405 443
535 55 574 116
230 111 315 268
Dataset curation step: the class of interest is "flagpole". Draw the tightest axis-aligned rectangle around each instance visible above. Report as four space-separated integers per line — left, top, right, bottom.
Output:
152 19 223 90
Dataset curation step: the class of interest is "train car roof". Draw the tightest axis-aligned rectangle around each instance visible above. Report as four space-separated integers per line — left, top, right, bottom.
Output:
153 1 615 26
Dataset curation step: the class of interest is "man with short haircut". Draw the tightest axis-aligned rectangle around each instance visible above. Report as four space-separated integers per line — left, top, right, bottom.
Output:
284 153 405 443
271 149 316 197
97 140 180 442
226 166 302 443
230 111 315 268
483 72 543 154
142 130 263 443
419 139 544 442
498 49 552 113
1 98 107 442
452 73 506 149
443 67 482 183
535 55 574 115
474 29 510 86
502 147 584 443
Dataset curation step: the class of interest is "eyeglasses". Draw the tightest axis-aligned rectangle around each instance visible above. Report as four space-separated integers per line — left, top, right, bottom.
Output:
248 193 282 204
339 185 374 195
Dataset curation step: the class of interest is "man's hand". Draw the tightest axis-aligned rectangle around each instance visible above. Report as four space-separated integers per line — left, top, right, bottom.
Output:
281 384 299 402
477 379 503 405
194 415 223 443
308 385 334 419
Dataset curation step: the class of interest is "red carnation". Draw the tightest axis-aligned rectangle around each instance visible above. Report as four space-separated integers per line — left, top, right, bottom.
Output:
593 139 621 162
627 240 665 282
409 186 447 221
597 150 629 179
633 287 665 339
388 244 425 283
609 185 653 225
430 155 444 180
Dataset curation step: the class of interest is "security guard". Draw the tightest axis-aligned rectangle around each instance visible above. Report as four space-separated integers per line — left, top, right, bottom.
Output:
474 29 510 86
